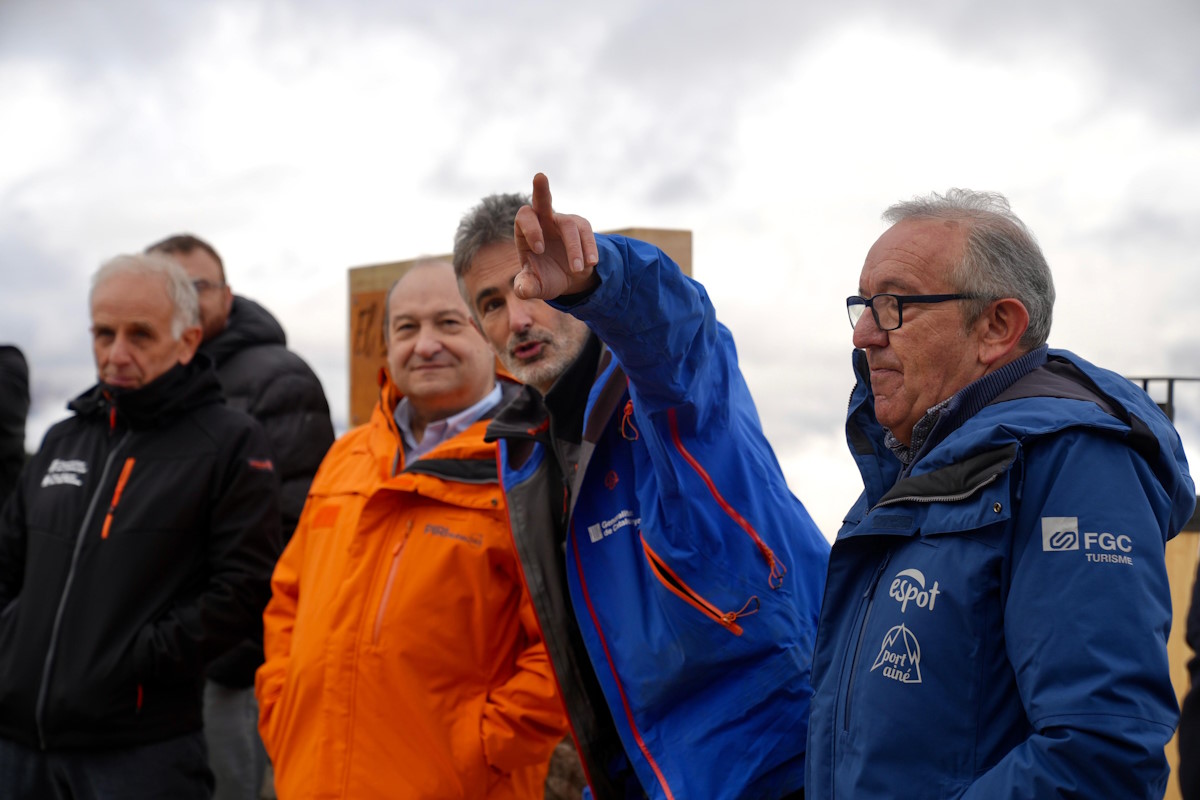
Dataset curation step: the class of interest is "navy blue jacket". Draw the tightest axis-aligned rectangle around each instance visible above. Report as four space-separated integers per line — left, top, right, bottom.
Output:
807 348 1194 798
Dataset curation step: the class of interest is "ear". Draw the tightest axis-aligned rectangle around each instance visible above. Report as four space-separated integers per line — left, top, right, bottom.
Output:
221 285 234 317
975 298 1030 367
177 325 204 365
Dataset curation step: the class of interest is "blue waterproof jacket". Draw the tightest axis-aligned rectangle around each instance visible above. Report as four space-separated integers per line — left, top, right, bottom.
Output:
487 235 830 800
806 348 1195 799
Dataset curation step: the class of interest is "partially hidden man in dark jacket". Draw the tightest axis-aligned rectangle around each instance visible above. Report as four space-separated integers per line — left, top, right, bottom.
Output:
147 234 333 800
0 253 282 799
0 345 30 507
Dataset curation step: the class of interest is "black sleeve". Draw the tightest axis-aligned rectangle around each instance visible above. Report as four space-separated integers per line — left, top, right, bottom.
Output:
0 346 30 507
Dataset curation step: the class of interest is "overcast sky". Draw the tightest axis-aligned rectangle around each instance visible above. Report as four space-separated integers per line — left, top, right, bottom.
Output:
2 0 1198 537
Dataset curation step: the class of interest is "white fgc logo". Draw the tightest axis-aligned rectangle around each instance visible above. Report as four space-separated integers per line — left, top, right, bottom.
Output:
888 568 940 613
1041 517 1079 551
1041 516 1133 566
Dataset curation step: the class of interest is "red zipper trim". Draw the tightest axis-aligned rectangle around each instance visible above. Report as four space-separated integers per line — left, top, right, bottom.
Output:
571 522 677 800
641 536 753 635
136 683 144 712
666 408 786 589
100 457 136 540
373 519 413 643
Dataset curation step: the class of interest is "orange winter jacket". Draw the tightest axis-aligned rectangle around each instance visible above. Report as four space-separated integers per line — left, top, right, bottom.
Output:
256 377 566 799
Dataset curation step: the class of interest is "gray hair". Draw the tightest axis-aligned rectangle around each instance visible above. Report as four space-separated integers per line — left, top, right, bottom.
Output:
452 192 529 280
883 189 1055 349
91 253 201 340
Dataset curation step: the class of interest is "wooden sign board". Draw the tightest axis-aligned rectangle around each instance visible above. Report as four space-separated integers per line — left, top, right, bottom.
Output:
346 228 692 427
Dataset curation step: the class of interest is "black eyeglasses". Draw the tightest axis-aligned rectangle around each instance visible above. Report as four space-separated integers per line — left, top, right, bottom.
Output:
192 279 227 293
846 293 978 332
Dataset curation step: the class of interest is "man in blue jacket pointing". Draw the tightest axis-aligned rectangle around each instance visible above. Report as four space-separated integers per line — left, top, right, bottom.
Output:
806 189 1194 798
454 175 830 800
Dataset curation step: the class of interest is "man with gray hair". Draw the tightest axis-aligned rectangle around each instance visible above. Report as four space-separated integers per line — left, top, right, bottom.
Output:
806 190 1194 797
456 176 830 800
0 253 281 799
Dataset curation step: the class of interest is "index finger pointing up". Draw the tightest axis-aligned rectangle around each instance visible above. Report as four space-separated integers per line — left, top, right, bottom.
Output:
531 172 554 218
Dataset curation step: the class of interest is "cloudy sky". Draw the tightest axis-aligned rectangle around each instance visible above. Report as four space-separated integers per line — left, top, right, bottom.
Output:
2 0 1198 537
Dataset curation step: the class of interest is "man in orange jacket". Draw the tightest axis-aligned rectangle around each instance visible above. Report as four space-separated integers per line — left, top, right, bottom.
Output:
256 260 567 799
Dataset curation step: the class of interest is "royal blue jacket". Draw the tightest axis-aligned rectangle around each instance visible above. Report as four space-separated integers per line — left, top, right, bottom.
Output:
487 235 830 800
806 348 1195 799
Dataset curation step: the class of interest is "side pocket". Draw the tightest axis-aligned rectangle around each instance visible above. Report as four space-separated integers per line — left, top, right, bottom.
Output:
641 535 757 636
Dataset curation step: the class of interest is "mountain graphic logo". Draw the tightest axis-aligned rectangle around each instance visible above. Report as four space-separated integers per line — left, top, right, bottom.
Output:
870 623 922 684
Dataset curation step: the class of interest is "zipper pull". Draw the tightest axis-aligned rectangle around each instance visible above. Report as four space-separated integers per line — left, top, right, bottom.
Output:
620 399 640 441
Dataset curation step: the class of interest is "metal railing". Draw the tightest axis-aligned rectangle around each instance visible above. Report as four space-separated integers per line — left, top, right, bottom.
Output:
1128 376 1200 532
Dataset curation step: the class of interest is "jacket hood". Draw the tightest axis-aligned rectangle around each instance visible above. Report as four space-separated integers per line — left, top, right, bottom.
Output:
200 296 286 367
69 354 224 430
846 347 1196 536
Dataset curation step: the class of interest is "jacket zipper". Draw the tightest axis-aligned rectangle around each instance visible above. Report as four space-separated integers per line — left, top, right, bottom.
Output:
842 553 890 733
875 471 1002 508
372 519 413 644
35 431 131 749
100 458 136 540
642 537 755 635
666 407 785 588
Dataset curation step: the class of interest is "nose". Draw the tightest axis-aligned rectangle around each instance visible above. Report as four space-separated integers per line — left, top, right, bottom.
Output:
852 308 888 350
109 332 133 364
413 326 443 358
508 296 535 334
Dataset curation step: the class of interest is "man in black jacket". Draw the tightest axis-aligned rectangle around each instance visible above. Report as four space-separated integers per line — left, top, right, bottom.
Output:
0 253 282 799
146 234 333 799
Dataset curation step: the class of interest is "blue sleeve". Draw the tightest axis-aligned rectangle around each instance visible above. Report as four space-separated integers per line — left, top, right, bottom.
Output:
961 431 1177 799
553 232 828 621
551 234 734 425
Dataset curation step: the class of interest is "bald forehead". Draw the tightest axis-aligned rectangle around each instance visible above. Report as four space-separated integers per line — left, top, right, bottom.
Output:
861 217 968 293
388 261 466 316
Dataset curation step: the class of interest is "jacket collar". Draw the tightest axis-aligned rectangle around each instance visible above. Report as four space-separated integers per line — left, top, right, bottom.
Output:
69 354 223 431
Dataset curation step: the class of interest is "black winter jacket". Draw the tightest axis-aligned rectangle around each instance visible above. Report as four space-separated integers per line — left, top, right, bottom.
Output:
0 345 29 507
0 358 282 749
200 297 333 687
201 296 333 537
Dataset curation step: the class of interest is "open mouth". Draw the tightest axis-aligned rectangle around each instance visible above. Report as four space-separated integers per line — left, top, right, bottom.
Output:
512 341 546 361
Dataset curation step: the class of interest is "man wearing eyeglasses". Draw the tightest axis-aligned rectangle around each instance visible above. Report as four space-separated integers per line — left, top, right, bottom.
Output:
145 234 335 800
806 190 1194 798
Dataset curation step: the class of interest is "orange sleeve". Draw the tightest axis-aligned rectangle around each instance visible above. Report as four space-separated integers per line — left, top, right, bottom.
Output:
480 586 569 774
255 505 308 760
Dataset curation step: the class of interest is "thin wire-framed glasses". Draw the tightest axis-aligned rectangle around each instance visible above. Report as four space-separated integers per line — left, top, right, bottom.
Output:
846 293 978 332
